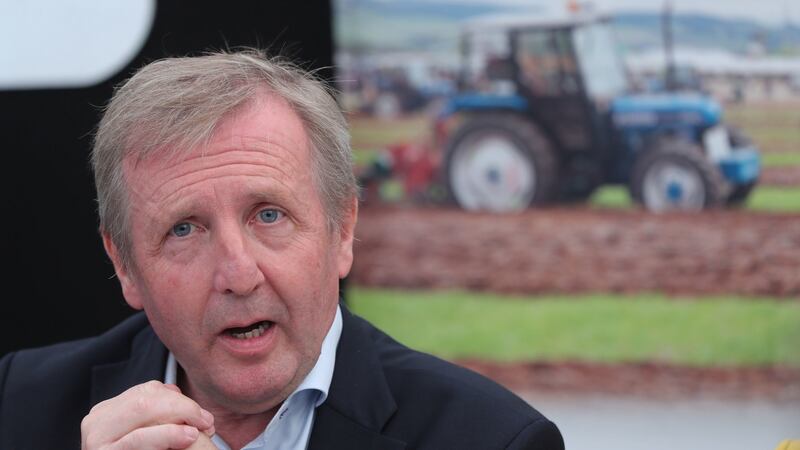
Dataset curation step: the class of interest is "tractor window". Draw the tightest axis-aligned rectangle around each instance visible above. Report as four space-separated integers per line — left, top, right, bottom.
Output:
461 30 515 94
573 23 628 99
515 29 579 97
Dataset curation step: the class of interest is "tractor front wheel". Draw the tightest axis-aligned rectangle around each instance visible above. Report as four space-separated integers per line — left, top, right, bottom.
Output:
444 114 558 212
630 138 729 212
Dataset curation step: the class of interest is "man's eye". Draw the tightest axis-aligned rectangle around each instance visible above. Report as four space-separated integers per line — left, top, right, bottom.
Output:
257 208 282 224
171 222 194 237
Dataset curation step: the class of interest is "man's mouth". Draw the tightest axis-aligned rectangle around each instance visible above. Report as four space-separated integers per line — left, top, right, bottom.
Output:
225 321 273 340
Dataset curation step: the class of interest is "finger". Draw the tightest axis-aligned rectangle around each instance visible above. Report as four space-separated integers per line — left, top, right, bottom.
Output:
84 381 214 445
202 424 216 437
111 424 199 450
185 432 218 450
164 383 182 393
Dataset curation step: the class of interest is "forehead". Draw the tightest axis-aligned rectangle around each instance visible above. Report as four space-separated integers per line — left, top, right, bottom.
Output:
123 92 313 200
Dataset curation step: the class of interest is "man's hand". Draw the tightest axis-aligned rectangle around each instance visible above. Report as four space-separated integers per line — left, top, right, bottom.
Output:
81 380 215 450
185 432 217 450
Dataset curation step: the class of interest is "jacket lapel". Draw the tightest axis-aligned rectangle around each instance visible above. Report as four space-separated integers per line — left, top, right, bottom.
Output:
90 322 168 407
307 306 406 450
87 308 405 449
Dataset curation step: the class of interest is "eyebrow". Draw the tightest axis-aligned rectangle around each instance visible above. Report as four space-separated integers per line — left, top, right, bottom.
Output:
143 199 207 234
146 186 298 229
241 187 299 211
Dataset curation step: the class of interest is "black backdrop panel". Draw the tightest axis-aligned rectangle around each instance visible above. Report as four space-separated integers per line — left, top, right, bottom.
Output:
0 0 333 356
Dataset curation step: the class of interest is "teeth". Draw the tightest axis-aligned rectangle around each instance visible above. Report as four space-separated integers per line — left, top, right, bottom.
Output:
231 322 267 340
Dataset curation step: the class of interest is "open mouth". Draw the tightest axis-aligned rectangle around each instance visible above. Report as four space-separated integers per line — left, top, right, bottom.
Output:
225 321 273 340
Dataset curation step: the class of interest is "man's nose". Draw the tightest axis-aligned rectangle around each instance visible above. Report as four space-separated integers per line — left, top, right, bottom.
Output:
212 226 265 297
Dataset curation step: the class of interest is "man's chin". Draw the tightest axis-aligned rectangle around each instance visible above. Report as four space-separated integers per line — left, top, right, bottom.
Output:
203 370 299 414
181 345 316 414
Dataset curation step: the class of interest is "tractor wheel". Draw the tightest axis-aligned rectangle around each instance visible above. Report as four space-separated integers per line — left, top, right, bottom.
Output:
725 124 758 207
630 138 729 212
444 114 558 212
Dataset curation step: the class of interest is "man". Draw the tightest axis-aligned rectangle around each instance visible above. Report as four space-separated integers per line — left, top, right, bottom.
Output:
0 50 563 450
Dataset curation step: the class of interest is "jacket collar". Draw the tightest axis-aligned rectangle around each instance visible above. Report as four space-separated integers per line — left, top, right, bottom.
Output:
308 306 406 450
87 307 406 449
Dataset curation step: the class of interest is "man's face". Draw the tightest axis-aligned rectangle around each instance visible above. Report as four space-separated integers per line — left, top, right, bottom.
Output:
104 93 356 414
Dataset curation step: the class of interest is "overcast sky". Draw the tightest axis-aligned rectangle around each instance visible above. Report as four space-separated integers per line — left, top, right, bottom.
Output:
412 0 800 26
589 0 798 25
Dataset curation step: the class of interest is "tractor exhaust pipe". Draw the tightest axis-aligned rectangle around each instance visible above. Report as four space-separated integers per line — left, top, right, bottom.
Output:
662 0 677 91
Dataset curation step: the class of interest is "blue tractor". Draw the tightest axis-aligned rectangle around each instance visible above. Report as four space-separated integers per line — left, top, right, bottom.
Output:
438 14 760 212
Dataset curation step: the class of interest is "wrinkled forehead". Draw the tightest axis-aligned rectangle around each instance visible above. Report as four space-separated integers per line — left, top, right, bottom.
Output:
122 92 312 181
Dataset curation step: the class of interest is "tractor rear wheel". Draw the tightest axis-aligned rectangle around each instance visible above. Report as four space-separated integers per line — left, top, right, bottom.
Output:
630 138 729 212
444 114 558 212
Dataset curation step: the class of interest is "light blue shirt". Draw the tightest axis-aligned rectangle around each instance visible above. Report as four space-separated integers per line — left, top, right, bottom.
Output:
164 306 343 450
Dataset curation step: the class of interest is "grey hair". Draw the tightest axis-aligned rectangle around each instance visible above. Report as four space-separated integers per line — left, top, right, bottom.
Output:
92 49 357 270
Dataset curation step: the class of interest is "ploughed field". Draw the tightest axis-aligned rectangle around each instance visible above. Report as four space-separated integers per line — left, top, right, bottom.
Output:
348 102 800 400
351 207 800 298
350 206 800 400
458 360 800 402
761 166 800 186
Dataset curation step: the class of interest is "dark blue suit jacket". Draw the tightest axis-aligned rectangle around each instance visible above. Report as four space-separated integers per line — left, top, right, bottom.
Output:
0 307 563 449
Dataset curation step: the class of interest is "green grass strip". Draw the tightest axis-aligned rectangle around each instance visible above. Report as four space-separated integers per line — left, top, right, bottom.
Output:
349 117 429 150
589 186 800 212
745 186 800 212
748 127 800 142
590 186 632 209
761 151 800 167
348 288 800 367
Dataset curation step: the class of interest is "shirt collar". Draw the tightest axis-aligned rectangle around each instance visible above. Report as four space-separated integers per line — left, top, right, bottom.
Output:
164 305 343 407
293 305 342 406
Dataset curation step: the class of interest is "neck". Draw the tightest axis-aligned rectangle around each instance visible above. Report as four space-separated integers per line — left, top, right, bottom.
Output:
208 406 277 450
178 369 278 450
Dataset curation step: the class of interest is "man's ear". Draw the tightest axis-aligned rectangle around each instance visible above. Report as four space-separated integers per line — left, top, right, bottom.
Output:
101 231 144 310
336 196 358 279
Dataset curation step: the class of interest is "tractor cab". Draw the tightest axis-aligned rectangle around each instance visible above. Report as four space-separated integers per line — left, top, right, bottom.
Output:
439 13 760 212
455 14 625 152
